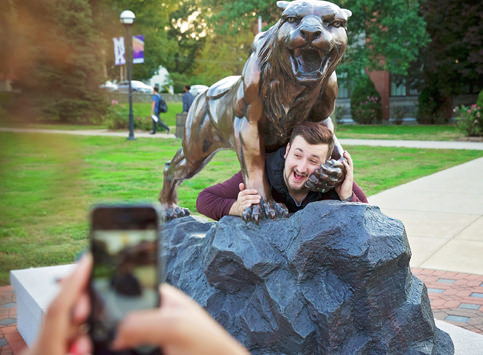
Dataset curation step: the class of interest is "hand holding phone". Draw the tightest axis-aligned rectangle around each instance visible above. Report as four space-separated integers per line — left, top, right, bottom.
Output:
88 204 162 355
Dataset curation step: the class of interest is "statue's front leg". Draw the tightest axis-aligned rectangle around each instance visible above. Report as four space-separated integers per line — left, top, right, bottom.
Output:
234 117 288 223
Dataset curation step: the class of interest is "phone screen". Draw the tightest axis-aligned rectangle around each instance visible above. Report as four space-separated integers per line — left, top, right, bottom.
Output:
89 205 161 354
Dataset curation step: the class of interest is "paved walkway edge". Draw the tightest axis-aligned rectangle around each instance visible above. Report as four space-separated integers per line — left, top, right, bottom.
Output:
436 320 483 354
1 127 483 150
339 138 483 150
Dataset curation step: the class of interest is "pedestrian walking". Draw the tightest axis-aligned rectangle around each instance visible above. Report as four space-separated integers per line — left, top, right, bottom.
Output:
150 87 170 134
182 85 194 113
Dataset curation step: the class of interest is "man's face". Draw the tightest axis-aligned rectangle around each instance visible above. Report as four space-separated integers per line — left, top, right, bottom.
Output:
283 135 329 196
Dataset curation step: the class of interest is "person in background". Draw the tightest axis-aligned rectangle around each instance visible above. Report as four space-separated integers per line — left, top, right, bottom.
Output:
182 85 195 113
150 86 170 135
23 254 248 355
196 121 368 221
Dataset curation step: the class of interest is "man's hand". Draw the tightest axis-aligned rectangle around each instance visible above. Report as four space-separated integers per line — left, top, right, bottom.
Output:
335 151 354 201
229 183 261 217
305 159 345 193
229 183 288 223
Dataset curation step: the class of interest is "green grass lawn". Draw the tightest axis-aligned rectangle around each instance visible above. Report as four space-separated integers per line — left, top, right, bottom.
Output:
335 124 463 141
0 132 482 285
129 102 181 129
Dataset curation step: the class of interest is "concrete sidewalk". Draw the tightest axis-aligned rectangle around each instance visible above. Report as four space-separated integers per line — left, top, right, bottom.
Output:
369 157 483 275
2 127 483 150
0 127 175 139
340 138 483 150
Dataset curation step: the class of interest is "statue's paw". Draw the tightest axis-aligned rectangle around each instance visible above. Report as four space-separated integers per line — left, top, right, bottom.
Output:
305 159 346 192
242 198 289 223
242 204 262 224
162 205 190 221
261 199 289 219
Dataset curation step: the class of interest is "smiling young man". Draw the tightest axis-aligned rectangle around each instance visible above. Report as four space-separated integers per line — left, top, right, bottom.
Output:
196 122 367 221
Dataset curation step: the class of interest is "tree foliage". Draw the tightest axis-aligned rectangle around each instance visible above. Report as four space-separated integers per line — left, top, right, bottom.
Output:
201 0 429 86
416 0 482 122
3 0 107 122
350 75 382 124
191 30 254 85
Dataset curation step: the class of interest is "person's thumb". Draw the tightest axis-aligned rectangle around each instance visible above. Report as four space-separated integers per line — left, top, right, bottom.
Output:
239 183 245 191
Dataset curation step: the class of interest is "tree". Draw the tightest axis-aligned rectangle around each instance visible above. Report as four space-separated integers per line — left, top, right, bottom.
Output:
166 1 206 75
200 0 429 86
191 29 254 86
4 0 107 123
338 0 429 83
202 0 280 34
417 0 483 122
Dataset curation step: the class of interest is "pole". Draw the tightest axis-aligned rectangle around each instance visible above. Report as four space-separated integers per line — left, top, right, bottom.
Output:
125 25 135 140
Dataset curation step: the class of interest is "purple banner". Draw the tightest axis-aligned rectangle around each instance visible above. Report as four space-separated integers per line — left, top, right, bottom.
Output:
133 35 144 64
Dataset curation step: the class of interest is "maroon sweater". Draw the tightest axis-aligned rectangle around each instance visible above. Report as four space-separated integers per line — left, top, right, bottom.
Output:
196 171 368 221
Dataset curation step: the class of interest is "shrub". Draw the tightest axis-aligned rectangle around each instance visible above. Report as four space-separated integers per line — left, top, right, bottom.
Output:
477 90 483 108
169 72 190 93
454 104 482 137
392 106 405 125
417 85 452 124
103 101 152 131
350 77 382 124
332 105 347 124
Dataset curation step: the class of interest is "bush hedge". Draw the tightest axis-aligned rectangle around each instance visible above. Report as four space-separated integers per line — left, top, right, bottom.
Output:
103 103 152 131
350 77 382 124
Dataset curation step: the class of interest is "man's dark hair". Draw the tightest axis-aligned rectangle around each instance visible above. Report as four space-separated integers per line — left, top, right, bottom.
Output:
153 87 159 93
184 85 191 91
289 122 334 158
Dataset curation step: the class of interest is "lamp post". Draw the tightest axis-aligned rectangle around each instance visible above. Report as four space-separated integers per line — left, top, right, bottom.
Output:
120 10 136 140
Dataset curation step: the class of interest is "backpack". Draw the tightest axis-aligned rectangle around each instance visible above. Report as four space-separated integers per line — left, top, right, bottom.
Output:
157 95 168 113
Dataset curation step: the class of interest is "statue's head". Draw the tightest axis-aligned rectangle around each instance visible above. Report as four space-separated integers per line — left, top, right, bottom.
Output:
274 0 351 83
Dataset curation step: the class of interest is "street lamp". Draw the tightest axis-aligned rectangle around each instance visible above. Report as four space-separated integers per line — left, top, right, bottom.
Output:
120 10 136 140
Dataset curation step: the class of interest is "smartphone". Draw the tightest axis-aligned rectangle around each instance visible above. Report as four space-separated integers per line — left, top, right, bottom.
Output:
88 204 162 355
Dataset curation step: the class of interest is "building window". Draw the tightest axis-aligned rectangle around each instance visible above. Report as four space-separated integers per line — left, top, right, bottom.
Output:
337 72 350 99
390 74 419 97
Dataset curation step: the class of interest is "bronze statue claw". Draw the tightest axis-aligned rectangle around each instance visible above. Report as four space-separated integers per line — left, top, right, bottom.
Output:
305 159 346 193
162 205 190 221
242 204 261 224
242 198 289 224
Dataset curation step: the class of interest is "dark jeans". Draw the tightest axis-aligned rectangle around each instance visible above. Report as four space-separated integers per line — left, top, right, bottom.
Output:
152 114 169 133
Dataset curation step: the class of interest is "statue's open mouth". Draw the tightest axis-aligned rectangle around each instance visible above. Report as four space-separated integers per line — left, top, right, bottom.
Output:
290 47 331 81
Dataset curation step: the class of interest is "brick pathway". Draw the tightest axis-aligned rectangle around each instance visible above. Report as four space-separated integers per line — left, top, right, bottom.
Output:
412 268 483 335
1 269 482 353
0 286 25 354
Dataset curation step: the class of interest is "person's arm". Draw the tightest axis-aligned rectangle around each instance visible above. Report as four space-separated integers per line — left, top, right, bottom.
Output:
334 151 368 203
345 181 368 203
112 284 249 355
334 151 353 201
196 172 244 220
151 95 156 115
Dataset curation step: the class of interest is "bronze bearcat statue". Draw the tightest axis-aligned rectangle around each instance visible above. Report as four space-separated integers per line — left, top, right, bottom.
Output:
160 0 352 221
